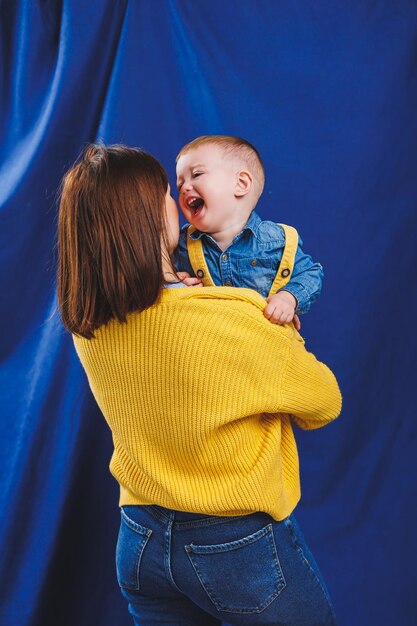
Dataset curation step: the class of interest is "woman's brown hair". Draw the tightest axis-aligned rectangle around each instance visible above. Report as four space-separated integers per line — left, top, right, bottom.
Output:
57 143 172 339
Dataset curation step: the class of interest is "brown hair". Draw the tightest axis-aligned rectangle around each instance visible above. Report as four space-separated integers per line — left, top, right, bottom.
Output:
57 143 172 339
176 135 265 198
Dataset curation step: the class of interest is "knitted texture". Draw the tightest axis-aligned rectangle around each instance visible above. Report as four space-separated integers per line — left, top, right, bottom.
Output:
73 287 342 521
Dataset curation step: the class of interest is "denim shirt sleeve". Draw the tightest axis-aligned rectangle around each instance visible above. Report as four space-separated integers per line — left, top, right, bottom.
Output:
173 226 195 276
279 235 324 314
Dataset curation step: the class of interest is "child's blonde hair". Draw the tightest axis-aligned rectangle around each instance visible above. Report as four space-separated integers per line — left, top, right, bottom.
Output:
176 135 265 199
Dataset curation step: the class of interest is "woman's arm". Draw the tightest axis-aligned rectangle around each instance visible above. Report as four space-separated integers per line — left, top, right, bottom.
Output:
217 291 342 427
278 332 342 429
188 290 342 428
159 289 342 430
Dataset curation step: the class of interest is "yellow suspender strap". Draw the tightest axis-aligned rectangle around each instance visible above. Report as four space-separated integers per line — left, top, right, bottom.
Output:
268 224 299 296
186 225 216 286
186 223 299 294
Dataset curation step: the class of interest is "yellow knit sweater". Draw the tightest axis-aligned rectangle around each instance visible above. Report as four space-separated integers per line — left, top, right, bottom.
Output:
73 287 342 521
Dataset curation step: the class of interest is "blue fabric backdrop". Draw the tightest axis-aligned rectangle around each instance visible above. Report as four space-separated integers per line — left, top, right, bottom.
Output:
1 1 416 625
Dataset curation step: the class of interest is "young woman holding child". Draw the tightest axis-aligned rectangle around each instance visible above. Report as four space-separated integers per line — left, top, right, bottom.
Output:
57 143 341 626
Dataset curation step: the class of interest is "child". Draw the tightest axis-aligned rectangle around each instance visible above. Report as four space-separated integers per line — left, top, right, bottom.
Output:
174 135 323 326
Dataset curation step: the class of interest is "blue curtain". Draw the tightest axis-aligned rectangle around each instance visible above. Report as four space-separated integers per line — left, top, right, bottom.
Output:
1 1 416 624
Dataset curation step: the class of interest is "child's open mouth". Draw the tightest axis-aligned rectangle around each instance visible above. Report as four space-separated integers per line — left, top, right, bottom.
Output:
187 197 205 216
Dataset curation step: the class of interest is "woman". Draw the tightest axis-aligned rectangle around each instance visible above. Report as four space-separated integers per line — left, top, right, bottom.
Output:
57 144 342 625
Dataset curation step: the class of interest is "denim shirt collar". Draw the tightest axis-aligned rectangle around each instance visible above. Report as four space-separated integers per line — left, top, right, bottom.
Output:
189 210 262 241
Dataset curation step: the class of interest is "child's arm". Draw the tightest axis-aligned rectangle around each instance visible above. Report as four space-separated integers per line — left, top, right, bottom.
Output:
264 234 323 325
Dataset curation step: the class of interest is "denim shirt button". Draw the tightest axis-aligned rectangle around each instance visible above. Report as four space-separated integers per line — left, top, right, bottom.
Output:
250 260 257 266
221 254 227 261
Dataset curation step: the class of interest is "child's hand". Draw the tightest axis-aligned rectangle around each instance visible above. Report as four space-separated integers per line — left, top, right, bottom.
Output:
264 291 297 325
176 272 204 287
293 313 301 331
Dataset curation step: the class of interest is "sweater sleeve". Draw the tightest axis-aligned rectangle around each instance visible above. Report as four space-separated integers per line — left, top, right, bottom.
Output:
195 290 342 430
278 332 342 429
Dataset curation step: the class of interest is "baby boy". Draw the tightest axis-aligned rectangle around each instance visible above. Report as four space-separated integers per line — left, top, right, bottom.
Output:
174 135 323 325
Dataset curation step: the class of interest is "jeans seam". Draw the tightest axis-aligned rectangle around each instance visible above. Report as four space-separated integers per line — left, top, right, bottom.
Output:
295 540 336 622
283 516 337 621
117 514 152 591
164 513 183 593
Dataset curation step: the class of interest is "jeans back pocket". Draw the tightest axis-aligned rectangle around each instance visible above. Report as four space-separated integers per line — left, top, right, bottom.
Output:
185 523 286 614
115 508 152 591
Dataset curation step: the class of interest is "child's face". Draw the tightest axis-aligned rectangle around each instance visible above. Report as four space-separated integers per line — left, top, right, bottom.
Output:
176 144 241 234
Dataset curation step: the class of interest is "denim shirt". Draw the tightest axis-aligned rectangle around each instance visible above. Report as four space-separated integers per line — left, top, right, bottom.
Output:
174 211 323 314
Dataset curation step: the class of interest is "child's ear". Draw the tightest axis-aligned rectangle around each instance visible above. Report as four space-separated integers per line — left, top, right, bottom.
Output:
235 170 253 197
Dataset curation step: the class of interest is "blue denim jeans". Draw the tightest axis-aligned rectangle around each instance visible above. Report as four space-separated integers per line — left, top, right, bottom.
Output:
116 505 337 626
